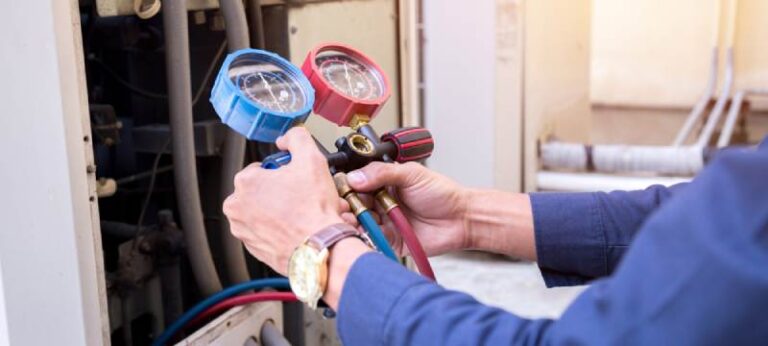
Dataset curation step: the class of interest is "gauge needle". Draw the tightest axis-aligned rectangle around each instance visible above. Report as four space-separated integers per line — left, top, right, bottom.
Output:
343 62 355 96
259 73 285 112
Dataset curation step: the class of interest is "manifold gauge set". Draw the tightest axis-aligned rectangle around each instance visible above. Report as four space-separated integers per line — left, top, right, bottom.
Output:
209 42 434 171
208 42 438 289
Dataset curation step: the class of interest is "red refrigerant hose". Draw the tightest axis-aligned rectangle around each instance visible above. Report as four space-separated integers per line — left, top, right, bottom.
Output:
387 205 436 281
189 292 298 327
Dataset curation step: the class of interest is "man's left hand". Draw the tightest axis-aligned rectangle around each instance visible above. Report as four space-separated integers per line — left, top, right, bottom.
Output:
223 127 346 276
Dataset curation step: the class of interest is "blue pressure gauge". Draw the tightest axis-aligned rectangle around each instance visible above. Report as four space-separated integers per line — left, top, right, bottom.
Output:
210 49 314 142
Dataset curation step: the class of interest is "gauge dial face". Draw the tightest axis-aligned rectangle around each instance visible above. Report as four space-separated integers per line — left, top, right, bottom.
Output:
315 50 385 101
228 54 307 114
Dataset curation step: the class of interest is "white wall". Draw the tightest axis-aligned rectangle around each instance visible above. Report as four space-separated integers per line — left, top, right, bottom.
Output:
0 262 9 346
423 0 498 188
0 0 108 344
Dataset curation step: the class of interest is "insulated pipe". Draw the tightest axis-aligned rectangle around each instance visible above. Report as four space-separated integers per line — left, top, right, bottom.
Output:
261 321 292 346
697 0 739 147
163 0 223 295
537 171 690 192
673 48 718 146
717 88 768 147
247 0 267 49
673 0 723 146
219 0 252 285
540 142 705 176
696 48 735 147
717 90 746 148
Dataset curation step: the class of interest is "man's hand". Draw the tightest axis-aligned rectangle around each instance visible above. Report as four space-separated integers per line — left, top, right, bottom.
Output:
223 127 347 276
348 162 537 260
347 162 471 256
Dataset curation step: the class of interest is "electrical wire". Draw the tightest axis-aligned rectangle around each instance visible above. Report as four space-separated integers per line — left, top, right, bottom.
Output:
115 165 174 185
132 138 172 252
387 206 436 281
87 40 227 104
191 40 228 106
358 210 398 261
123 39 229 252
88 56 168 100
153 278 290 346
188 292 298 327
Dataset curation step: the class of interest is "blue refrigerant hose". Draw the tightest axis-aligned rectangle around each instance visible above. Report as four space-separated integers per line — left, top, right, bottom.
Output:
153 278 290 346
358 210 398 261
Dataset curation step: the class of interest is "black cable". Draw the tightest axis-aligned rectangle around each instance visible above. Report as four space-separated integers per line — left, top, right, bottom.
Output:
88 56 168 100
192 40 228 106
132 138 172 252
115 165 174 185
87 40 228 104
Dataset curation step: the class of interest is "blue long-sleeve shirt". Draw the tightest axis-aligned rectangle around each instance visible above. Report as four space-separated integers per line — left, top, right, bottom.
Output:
335 139 768 345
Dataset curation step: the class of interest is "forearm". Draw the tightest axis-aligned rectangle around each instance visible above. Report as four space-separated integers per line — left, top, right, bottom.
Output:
336 252 555 345
462 184 685 286
322 237 372 310
464 189 537 260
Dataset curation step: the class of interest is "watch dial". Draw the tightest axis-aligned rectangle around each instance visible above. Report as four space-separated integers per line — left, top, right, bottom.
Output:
288 245 322 303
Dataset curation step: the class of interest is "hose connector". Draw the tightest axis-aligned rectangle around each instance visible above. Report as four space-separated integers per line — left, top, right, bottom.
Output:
374 190 398 213
333 172 353 197
334 173 368 216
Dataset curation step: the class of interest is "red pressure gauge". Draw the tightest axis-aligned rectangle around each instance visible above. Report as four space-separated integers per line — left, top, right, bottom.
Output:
301 43 391 127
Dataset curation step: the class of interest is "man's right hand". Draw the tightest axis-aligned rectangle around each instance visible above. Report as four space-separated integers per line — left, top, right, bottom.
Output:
347 162 537 260
347 162 471 256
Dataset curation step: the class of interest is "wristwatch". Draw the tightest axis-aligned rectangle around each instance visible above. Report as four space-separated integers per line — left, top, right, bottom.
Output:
288 223 364 309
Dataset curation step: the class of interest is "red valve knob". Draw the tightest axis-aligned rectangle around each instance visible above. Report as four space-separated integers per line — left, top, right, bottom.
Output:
381 127 434 162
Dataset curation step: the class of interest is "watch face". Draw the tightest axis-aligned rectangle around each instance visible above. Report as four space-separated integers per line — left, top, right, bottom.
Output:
288 244 327 308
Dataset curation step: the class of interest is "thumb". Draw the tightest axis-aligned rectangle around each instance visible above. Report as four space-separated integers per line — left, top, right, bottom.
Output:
347 162 422 192
275 127 324 166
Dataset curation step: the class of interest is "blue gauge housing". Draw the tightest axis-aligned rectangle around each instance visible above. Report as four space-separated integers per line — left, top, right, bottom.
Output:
210 49 314 142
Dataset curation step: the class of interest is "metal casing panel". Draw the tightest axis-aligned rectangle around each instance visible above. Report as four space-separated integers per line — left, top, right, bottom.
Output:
287 0 401 149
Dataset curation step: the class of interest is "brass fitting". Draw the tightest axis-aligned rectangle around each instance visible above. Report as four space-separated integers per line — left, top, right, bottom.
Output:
348 114 370 130
347 133 375 156
334 172 368 216
375 190 398 213
333 172 353 197
345 194 368 216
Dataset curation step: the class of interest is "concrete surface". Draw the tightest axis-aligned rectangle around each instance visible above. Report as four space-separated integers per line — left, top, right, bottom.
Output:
430 252 585 319
425 108 766 321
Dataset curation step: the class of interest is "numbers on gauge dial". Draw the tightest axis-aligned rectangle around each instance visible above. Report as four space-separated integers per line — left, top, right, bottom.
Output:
316 54 384 101
236 71 305 113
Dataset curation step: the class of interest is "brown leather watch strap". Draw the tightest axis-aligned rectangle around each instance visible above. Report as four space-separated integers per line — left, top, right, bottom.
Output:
307 223 361 250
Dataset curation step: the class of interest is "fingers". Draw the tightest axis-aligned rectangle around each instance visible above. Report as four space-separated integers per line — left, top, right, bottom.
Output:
341 212 358 226
347 161 423 192
275 127 326 168
338 198 351 213
233 162 272 192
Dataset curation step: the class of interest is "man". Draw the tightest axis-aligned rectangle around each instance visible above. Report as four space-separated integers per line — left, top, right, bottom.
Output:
223 127 768 345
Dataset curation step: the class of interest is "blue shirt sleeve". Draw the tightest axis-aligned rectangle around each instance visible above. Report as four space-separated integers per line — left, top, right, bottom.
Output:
336 145 768 345
530 184 685 287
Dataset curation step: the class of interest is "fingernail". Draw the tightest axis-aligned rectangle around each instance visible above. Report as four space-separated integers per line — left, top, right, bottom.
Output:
347 171 367 185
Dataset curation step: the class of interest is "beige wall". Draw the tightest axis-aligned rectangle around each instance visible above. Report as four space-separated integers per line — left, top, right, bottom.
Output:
591 0 768 109
523 0 592 191
287 0 400 148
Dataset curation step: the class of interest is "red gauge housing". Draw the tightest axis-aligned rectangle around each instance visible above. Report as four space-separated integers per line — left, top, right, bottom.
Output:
301 43 391 127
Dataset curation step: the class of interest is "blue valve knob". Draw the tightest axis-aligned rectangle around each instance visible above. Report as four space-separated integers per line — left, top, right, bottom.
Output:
261 151 292 169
